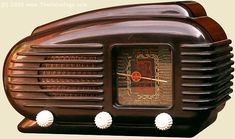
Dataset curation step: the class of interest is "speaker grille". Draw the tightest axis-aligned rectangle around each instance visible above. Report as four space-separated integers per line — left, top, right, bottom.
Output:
180 40 233 111
8 43 104 110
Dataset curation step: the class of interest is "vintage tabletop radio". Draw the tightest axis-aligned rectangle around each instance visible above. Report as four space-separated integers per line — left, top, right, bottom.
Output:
3 1 233 137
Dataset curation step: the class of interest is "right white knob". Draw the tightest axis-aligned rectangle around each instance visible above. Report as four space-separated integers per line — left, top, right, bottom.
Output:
154 113 173 131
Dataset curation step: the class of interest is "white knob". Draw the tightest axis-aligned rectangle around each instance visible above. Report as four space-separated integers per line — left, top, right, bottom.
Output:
94 111 112 129
155 113 173 131
36 110 54 127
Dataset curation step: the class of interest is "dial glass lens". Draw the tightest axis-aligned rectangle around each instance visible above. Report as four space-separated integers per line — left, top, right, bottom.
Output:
113 45 173 107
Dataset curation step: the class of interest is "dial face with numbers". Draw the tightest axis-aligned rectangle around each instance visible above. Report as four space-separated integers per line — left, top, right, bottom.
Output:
113 45 173 107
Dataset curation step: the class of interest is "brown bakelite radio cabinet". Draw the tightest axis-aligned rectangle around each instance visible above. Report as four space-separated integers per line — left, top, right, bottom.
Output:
3 1 233 137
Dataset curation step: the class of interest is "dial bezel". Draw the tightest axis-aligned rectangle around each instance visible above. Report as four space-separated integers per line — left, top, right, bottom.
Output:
111 43 175 109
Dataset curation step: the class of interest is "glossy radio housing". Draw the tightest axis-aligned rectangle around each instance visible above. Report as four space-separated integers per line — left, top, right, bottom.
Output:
3 1 233 137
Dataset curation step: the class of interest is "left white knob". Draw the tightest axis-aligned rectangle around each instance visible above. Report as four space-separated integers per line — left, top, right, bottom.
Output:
94 111 112 129
36 110 54 127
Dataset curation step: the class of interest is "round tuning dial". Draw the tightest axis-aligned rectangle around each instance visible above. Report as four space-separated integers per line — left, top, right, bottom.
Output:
36 110 54 127
94 111 112 129
154 113 173 131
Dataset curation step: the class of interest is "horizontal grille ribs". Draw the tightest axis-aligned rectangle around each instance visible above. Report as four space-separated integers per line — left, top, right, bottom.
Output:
180 40 233 111
8 43 104 110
